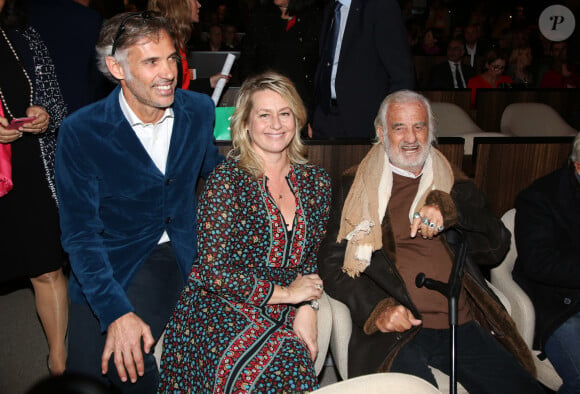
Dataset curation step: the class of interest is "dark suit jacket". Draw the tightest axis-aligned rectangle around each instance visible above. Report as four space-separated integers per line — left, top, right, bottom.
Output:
55 87 222 331
26 0 105 113
428 61 476 89
514 164 580 350
312 0 414 139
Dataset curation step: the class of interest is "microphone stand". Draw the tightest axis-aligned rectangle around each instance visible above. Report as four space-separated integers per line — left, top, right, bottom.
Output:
415 228 467 394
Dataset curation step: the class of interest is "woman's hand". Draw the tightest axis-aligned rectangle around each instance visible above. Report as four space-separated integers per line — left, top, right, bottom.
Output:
268 274 324 305
0 116 22 143
293 305 318 361
209 73 231 88
286 273 323 304
21 105 50 134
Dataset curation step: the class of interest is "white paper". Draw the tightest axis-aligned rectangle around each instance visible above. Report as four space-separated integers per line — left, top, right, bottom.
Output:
211 53 236 105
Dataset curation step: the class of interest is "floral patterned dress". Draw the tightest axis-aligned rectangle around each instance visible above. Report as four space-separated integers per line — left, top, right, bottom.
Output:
159 159 331 393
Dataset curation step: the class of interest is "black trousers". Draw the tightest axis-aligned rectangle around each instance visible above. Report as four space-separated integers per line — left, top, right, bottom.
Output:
66 243 183 393
390 321 544 394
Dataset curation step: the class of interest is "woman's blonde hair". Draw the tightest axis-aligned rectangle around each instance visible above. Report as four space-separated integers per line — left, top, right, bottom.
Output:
148 0 192 50
229 71 308 179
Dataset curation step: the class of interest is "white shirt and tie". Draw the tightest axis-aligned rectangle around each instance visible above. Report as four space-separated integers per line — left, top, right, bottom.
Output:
448 60 466 88
330 0 350 100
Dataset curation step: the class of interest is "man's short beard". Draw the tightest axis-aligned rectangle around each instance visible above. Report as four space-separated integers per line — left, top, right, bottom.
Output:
383 131 431 172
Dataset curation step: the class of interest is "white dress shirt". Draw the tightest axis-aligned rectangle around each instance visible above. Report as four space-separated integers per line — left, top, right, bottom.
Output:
119 90 174 244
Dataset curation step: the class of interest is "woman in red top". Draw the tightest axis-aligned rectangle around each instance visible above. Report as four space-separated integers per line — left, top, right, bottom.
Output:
467 49 513 108
148 0 226 92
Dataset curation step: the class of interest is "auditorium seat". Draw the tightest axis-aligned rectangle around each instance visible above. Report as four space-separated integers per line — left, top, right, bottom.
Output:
500 102 578 137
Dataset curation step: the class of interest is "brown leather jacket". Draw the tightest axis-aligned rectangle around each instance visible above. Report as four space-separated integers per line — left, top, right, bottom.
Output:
319 166 536 378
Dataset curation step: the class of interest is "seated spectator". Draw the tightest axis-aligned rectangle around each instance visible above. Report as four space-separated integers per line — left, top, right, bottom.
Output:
414 28 443 56
464 24 490 72
514 132 580 394
429 37 476 89
200 24 227 51
158 72 331 392
319 90 542 393
507 46 534 87
539 41 580 88
222 23 240 51
467 49 513 107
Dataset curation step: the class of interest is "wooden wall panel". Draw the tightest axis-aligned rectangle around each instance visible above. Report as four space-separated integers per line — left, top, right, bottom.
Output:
472 136 574 217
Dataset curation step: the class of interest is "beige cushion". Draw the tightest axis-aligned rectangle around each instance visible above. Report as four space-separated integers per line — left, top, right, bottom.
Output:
431 102 483 137
313 372 441 393
500 103 578 137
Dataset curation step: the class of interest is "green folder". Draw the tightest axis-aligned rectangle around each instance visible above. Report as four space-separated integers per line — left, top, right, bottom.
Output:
214 107 235 141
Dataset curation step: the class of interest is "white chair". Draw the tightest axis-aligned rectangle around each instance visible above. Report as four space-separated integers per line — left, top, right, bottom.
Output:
154 292 333 377
313 372 441 393
327 295 468 393
490 209 563 391
431 102 507 155
500 103 578 137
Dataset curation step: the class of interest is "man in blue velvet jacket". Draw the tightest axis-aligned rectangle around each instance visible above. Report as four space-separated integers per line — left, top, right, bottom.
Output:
55 12 221 393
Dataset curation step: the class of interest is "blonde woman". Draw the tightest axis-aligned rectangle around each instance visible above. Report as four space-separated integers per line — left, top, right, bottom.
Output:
159 72 331 392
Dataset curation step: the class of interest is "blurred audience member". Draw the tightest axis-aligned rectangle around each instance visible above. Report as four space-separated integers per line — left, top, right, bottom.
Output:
464 24 490 72
26 0 105 113
415 27 443 56
467 49 513 107
148 0 228 93
0 0 68 375
540 41 580 89
240 0 322 111
514 133 580 394
222 23 240 50
507 46 534 87
200 24 226 51
429 36 476 89
425 0 450 40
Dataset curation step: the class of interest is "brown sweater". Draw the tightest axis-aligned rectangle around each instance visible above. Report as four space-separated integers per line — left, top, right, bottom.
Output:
386 173 472 329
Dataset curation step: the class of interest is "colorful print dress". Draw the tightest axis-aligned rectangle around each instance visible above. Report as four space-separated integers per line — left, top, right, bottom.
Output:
159 158 331 393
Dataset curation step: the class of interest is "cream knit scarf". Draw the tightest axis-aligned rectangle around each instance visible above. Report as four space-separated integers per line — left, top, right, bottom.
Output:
337 144 454 277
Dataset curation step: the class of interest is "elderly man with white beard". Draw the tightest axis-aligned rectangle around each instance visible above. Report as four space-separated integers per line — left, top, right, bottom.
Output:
319 90 543 393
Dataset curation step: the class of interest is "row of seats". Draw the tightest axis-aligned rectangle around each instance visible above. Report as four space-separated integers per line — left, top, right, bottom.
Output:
433 101 577 155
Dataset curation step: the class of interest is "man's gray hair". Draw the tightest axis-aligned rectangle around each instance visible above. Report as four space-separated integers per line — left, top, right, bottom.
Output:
373 90 437 145
571 132 580 162
95 11 176 83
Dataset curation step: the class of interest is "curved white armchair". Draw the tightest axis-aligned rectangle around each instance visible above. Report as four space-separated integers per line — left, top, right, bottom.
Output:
500 103 578 137
431 102 507 155
490 209 563 391
313 372 441 393
326 294 467 393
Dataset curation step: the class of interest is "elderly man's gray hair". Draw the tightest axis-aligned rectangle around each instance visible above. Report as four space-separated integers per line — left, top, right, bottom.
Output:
373 90 437 146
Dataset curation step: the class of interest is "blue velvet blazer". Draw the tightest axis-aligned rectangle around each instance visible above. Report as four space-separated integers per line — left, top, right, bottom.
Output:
55 87 222 331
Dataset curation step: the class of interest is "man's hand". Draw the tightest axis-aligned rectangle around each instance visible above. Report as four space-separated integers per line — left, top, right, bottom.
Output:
293 305 318 361
410 204 444 239
375 305 421 333
101 312 155 383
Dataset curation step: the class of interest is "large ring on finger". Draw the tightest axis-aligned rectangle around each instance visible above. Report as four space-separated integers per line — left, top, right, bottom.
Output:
437 225 445 232
413 212 421 219
422 217 429 225
317 284 323 290
429 222 436 228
